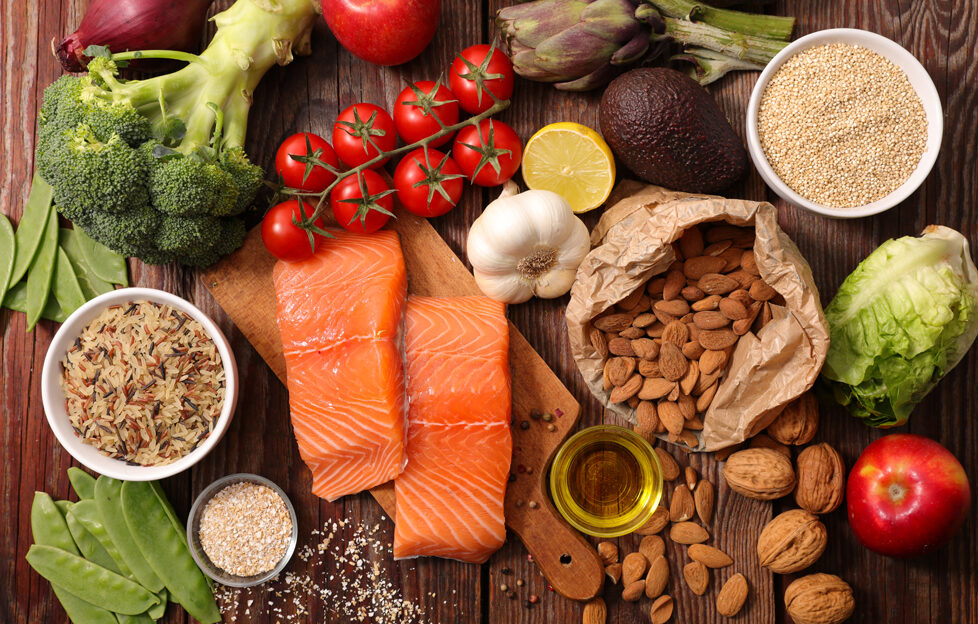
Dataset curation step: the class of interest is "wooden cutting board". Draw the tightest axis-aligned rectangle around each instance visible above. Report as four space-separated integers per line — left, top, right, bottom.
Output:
200 208 604 601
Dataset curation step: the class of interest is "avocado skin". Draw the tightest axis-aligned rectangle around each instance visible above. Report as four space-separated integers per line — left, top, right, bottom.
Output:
599 67 748 194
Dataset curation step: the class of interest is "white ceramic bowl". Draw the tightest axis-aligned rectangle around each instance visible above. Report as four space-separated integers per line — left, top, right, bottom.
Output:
746 28 943 219
41 287 238 480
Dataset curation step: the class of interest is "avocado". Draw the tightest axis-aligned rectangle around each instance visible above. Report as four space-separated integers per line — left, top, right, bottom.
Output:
599 68 747 194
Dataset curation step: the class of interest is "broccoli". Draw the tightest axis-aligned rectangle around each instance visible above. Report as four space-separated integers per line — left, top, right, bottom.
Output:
35 0 319 266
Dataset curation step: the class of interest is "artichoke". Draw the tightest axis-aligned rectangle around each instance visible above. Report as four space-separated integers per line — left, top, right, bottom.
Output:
496 0 794 91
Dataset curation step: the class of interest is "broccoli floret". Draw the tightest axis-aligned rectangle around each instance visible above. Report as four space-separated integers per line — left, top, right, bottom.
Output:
33 0 319 266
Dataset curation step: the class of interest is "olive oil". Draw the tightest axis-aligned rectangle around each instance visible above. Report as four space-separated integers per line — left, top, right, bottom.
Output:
549 425 663 537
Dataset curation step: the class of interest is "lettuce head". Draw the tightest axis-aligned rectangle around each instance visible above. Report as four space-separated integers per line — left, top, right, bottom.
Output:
820 225 978 427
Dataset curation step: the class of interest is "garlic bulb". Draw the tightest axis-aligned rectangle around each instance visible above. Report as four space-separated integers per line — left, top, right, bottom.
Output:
466 181 591 304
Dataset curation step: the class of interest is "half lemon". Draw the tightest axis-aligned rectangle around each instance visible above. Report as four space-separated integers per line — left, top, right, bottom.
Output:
522 122 616 214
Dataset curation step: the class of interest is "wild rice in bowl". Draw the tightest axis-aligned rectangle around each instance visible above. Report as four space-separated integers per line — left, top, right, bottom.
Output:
60 300 225 466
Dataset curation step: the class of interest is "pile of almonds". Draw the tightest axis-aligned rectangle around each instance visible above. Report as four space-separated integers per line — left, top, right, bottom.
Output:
584 392 855 624
589 223 783 449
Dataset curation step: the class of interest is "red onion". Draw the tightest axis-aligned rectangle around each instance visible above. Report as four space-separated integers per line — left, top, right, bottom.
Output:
56 0 214 73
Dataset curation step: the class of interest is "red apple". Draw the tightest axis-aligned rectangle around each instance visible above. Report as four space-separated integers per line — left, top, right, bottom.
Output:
847 433 971 558
322 0 441 66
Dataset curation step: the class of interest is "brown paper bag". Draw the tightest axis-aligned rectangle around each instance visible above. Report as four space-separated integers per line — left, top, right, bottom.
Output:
566 183 830 451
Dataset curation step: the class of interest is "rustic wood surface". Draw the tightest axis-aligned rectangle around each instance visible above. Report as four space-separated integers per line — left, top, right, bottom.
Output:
2 0 976 622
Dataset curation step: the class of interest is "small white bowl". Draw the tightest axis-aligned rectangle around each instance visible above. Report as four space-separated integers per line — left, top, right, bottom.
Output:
41 287 238 481
746 28 943 219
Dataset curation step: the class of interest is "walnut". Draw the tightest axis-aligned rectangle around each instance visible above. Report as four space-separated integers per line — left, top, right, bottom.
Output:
767 392 819 445
722 448 796 500
795 443 845 514
757 509 827 574
784 573 855 624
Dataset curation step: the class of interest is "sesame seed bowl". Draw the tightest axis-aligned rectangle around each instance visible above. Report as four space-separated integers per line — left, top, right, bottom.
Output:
746 28 943 219
188 473 299 588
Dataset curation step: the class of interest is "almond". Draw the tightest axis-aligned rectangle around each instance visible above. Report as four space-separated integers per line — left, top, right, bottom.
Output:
694 479 715 524
683 562 709 596
733 231 756 247
667 383 680 402
654 299 691 318
644 555 669 599
732 301 762 335
639 359 661 377
693 310 730 330
658 342 688 381
632 312 658 328
635 506 670 535
685 415 704 430
622 579 645 602
618 288 647 311
639 378 675 401
682 340 705 360
649 595 674 624
604 563 622 584
610 373 643 403
749 279 777 301
704 224 741 242
688 543 733 568
628 396 641 409
713 443 743 462
635 401 659 438
699 349 728 375
727 288 753 308
684 255 726 280
749 432 791 458
660 320 690 347
718 247 743 272
670 521 709 544
698 273 739 295
608 337 636 357
605 356 635 386
622 296 652 317
703 240 733 256
583 597 607 624
681 285 705 301
669 484 694 522
679 227 704 258
684 466 698 491
693 369 722 395
677 429 699 448
619 326 645 339
645 322 666 338
589 327 609 358
716 573 749 617
646 277 666 297
698 328 738 350
639 535 665 564
758 301 773 328
603 365 613 391
631 338 660 360
594 313 633 333
662 270 685 301
691 294 721 311
679 360 699 396
723 448 796 500
658 401 685 436
622 552 649 586
741 250 759 274
677 392 696 420
653 448 680 481
695 382 719 412
719 297 748 320
597 541 619 565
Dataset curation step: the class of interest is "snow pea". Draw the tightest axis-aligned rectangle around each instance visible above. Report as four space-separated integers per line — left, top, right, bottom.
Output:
51 584 118 624
25 206 58 331
60 228 114 300
0 213 14 300
68 466 97 500
54 499 73 516
30 492 79 555
94 477 164 592
66 510 120 573
26 544 160 615
117 611 155 624
148 588 168 620
10 173 54 289
52 247 88 316
122 481 220 624
2 279 67 322
76 226 129 287
72 498 135 581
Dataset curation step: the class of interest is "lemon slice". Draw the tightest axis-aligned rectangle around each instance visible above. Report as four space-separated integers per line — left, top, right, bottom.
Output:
522 122 616 214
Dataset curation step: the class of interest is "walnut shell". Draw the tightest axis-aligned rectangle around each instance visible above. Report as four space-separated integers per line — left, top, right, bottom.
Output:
784 573 855 624
722 448 796 500
795 443 845 514
767 392 819 445
757 509 827 574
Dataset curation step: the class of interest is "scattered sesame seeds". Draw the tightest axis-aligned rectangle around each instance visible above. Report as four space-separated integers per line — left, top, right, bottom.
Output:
200 482 293 577
757 43 927 208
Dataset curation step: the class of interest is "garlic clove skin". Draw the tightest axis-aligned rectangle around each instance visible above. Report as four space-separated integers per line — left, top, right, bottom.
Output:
475 272 534 304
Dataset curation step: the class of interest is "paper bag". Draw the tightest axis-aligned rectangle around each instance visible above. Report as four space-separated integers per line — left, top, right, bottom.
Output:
566 183 830 451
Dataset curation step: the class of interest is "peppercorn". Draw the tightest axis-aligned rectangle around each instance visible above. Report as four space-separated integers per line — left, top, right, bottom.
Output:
547 424 556 432
501 568 512 575
519 420 530 430
542 413 553 422
530 409 542 420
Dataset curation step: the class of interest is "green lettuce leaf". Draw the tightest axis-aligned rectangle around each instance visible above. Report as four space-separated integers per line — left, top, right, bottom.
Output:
820 226 978 427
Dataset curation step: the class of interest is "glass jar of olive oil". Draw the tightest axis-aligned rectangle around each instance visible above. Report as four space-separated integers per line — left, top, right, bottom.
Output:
549 425 663 537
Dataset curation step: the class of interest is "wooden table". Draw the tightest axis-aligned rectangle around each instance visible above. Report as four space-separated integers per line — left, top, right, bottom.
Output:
2 1 976 622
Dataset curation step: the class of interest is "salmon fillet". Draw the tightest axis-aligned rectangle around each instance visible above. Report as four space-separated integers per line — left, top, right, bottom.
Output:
394 296 512 563
273 229 407 501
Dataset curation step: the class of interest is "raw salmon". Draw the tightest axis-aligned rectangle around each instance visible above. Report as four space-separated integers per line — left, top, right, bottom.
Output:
394 295 511 563
273 229 407 501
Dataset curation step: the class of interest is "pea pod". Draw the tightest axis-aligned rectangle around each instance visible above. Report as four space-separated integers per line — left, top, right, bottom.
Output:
148 589 168 620
60 228 115 300
68 467 97 500
76 226 129 287
25 206 58 331
122 481 220 623
66 511 121 573
117 612 155 624
10 173 54 288
30 492 79 555
54 499 73 516
2 280 68 322
26 544 160 615
51 584 119 624
72 498 135 581
0 213 14 300
52 247 88 316
94 478 164 592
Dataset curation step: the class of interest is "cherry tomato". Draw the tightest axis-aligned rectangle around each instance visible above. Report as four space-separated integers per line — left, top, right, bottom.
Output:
449 44 515 115
262 199 326 262
332 103 397 168
452 119 523 187
394 148 465 218
393 81 460 148
274 133 340 192
330 170 395 234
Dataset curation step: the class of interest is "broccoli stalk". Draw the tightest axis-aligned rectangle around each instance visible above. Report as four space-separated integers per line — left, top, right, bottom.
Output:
36 0 320 266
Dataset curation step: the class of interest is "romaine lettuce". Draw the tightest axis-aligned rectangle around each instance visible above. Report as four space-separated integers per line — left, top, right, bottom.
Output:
820 226 978 427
